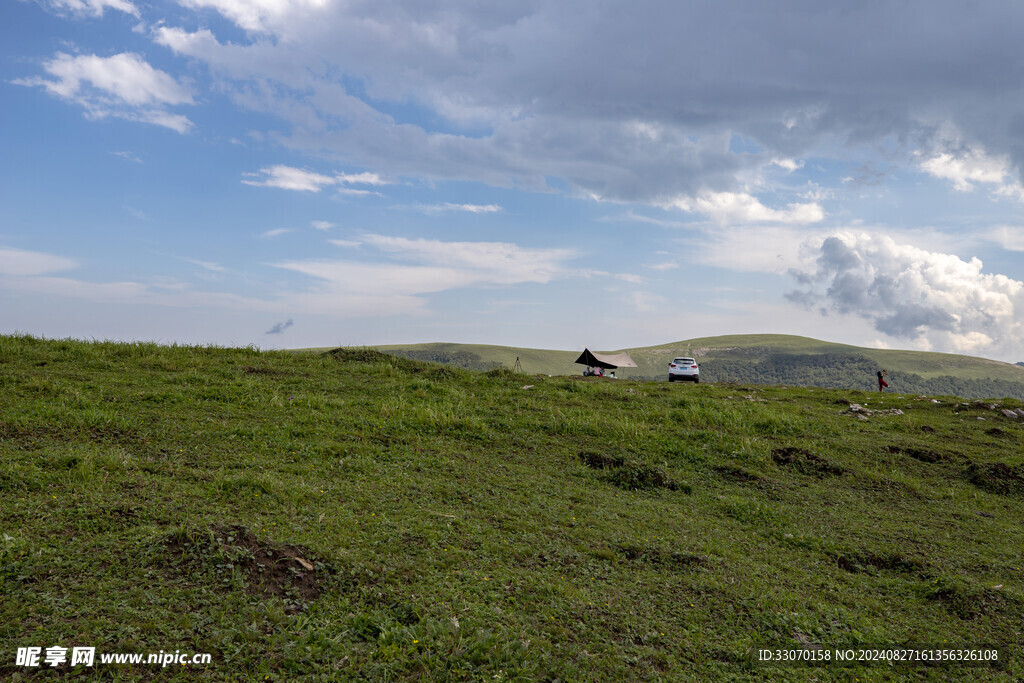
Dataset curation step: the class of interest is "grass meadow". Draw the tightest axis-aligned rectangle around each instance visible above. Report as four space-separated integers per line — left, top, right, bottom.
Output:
1 334 1023 680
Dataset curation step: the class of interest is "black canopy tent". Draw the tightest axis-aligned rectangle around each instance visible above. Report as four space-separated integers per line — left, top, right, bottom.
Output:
574 348 637 370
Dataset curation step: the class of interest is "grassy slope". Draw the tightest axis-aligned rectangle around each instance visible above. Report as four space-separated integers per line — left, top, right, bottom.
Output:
362 334 1024 384
2 335 1024 681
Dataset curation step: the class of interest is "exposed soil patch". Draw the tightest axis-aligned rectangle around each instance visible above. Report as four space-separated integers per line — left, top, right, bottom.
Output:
924 578 1022 620
617 543 708 570
241 365 284 376
164 524 326 612
604 465 683 492
965 462 1024 497
771 447 845 477
578 451 626 470
836 550 926 576
920 425 936 433
578 450 685 492
885 445 947 463
713 465 763 483
985 427 1006 436
0 422 139 450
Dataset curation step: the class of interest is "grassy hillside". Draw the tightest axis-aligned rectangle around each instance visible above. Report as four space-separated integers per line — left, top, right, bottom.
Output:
2 334 1024 680
369 335 1024 399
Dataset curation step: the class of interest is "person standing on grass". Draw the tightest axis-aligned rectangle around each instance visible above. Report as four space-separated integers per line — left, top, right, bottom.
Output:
877 369 889 392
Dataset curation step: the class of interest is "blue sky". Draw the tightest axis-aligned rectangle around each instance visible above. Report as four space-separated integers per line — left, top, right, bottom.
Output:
3 1 1024 362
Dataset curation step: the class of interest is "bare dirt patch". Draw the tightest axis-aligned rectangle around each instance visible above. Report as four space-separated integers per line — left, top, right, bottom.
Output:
617 543 709 570
578 450 686 492
164 524 327 612
965 463 1024 497
835 550 927 576
771 447 845 477
713 465 763 483
578 451 626 469
885 445 947 463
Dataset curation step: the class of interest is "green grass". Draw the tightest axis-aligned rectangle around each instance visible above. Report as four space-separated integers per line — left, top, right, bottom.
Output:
2 334 1023 680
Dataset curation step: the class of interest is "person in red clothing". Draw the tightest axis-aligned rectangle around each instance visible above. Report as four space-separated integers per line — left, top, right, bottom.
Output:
877 369 889 392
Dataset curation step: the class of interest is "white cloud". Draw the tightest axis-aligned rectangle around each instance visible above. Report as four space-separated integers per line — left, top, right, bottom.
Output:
0 247 77 277
110 151 142 163
770 158 804 172
137 2 1024 213
788 232 1024 355
242 165 387 193
920 147 1009 191
693 225 821 275
668 191 824 226
360 234 571 283
646 261 678 271
416 203 502 214
328 239 361 248
44 0 139 18
624 290 667 313
335 188 381 197
269 234 576 317
177 0 330 34
311 220 335 231
336 172 386 186
260 228 293 238
987 225 1024 252
15 52 194 133
242 165 335 192
185 258 227 273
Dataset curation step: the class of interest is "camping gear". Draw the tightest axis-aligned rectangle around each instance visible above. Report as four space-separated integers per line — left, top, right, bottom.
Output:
574 348 637 371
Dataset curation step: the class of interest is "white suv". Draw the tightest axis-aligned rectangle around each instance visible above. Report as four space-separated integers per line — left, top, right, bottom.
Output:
668 357 700 383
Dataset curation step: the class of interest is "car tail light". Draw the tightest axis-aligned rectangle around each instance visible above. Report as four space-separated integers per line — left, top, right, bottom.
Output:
669 363 677 368
691 365 698 369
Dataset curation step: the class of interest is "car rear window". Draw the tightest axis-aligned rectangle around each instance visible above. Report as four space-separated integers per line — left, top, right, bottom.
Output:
674 358 696 364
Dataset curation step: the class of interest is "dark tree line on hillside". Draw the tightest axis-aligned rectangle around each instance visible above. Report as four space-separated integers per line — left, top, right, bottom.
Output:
383 349 502 372
633 353 1024 400
700 353 1024 400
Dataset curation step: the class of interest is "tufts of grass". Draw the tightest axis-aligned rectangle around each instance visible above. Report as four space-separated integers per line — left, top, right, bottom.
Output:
1 334 1022 680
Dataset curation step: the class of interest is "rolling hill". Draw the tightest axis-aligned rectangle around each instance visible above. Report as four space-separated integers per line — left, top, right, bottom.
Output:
370 335 1024 400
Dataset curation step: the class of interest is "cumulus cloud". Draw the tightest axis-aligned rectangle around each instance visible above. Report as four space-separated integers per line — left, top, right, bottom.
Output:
14 52 194 133
919 147 1010 191
788 232 1024 355
311 220 335 231
143 2 1024 206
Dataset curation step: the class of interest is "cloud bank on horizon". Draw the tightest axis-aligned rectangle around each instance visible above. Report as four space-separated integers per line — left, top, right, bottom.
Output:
3 0 1024 361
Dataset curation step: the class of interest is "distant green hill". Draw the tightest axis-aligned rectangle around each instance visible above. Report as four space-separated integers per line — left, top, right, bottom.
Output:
367 335 1024 400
